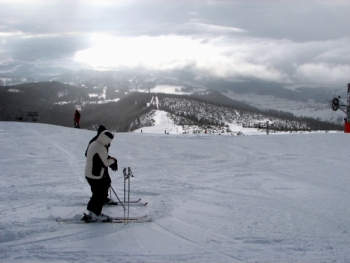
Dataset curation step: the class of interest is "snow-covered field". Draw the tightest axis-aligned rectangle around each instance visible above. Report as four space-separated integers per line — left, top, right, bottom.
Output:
1 121 350 263
150 85 191 95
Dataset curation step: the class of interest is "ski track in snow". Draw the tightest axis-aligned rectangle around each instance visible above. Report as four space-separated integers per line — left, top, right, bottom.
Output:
0 122 350 262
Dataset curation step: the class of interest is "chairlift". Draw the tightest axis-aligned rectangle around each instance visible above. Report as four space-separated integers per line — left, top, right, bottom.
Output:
2 109 10 119
331 94 348 115
15 110 24 121
27 111 39 122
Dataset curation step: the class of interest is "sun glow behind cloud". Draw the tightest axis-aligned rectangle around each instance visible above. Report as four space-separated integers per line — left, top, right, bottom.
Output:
74 34 289 83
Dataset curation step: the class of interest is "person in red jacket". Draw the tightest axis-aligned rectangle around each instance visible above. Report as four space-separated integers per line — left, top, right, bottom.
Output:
74 109 80 128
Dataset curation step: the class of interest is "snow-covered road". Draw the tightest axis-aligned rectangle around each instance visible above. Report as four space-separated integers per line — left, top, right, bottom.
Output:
1 122 349 262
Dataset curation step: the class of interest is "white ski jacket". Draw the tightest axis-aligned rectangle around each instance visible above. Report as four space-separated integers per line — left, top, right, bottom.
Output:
85 130 115 179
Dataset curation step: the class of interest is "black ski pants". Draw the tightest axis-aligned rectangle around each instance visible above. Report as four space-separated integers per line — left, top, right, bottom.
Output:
102 169 112 202
86 177 106 215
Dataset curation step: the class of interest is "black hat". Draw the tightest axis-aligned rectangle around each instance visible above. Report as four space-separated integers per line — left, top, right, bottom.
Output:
97 125 107 135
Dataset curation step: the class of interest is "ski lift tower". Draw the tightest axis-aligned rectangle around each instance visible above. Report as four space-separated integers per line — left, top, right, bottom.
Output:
347 83 350 133
331 83 350 133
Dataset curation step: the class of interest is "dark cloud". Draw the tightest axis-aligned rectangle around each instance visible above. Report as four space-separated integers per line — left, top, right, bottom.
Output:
4 34 89 61
0 0 349 87
1 0 348 38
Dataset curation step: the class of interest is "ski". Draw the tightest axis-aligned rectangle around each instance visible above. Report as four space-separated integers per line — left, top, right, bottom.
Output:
57 217 152 224
125 198 142 203
56 214 151 224
105 198 146 206
109 201 148 206
111 215 148 220
75 198 146 206
111 198 142 204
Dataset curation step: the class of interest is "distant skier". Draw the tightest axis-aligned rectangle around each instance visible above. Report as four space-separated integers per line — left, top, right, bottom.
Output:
85 129 117 221
74 109 80 128
85 125 116 206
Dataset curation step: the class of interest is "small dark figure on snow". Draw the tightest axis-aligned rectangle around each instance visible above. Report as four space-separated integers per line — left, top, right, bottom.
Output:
74 109 80 128
85 129 117 221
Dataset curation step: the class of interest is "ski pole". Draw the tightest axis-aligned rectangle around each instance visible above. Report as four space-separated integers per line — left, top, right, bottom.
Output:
128 167 130 222
110 185 125 209
127 167 135 223
123 168 127 224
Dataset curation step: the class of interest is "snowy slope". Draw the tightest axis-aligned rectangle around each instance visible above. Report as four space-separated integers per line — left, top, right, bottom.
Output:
135 110 184 135
1 122 350 263
133 110 337 136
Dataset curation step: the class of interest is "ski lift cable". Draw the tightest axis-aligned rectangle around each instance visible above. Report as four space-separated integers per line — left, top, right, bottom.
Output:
306 84 348 101
332 84 348 94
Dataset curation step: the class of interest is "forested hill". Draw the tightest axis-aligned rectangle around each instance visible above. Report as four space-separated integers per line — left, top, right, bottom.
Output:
0 81 342 133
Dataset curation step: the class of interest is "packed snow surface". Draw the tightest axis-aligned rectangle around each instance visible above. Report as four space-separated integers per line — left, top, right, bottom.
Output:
1 122 350 263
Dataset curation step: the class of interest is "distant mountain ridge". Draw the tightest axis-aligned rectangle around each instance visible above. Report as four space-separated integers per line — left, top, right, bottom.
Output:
180 77 344 104
0 81 342 133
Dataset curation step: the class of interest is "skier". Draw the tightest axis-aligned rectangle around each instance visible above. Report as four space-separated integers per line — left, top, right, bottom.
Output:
85 129 117 220
74 109 80 128
85 125 116 205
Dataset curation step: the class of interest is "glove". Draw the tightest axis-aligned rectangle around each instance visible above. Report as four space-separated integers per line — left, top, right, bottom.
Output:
110 160 118 171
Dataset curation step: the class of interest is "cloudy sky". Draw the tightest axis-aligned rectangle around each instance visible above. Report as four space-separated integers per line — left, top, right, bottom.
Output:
0 0 349 88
